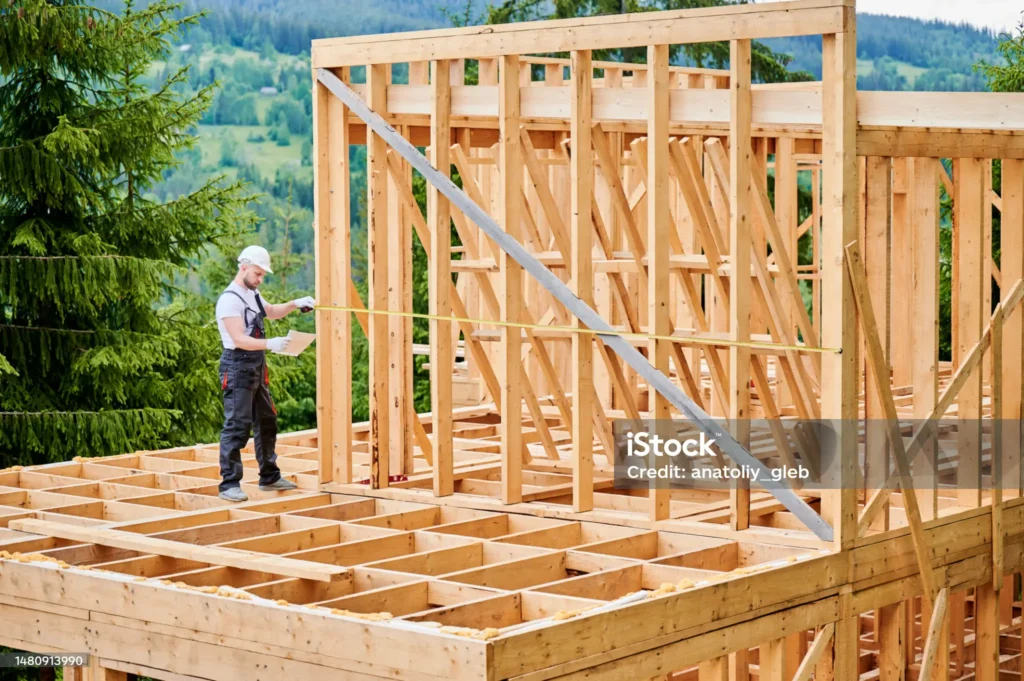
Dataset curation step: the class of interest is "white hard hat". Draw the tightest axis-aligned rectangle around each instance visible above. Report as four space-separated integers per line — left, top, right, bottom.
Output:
238 245 273 274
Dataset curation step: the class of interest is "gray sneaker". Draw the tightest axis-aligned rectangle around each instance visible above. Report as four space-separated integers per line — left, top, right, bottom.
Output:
259 478 298 492
218 487 249 502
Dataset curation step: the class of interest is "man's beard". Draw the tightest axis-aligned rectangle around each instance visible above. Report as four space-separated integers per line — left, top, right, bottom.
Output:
242 275 259 290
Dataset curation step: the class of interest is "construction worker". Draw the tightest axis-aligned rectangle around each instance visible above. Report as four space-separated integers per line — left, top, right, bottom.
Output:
215 245 316 502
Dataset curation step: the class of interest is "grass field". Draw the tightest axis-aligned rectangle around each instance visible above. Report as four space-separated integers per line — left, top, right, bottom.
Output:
856 57 928 84
195 123 309 181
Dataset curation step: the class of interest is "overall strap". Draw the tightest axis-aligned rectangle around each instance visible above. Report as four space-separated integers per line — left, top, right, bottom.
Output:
253 292 268 319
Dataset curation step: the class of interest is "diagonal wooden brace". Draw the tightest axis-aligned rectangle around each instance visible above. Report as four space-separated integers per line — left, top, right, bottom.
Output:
845 239 938 610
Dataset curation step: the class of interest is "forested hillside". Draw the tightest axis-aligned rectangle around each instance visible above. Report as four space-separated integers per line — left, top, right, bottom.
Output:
156 0 1004 89
765 13 1002 90
131 1 1005 439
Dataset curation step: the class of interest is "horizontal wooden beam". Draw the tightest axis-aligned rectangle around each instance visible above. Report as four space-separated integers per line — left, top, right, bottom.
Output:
312 0 848 66
858 127 1024 159
9 519 350 583
367 85 1024 135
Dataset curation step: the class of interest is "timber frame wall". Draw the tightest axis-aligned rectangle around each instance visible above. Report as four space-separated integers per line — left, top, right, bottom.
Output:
308 0 1024 676
1 1 1024 680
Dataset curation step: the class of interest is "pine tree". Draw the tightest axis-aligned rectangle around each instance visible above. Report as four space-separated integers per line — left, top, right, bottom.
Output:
975 16 1024 93
0 0 257 466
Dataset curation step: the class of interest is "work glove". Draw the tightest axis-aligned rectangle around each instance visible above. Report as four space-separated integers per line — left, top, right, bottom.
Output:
266 336 292 354
293 296 316 313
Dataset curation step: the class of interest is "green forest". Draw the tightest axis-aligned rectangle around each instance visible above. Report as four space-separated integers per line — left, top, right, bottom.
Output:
0 0 1021 475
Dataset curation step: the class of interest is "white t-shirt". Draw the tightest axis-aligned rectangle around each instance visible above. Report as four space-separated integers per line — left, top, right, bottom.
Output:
216 282 267 349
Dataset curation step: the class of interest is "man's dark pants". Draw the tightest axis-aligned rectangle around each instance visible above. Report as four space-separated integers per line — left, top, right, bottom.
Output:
218 348 282 492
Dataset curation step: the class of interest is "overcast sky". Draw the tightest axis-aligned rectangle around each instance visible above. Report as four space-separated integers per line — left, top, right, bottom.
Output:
758 0 1022 34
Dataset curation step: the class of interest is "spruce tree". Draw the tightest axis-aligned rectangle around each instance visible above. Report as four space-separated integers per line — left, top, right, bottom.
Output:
0 0 255 465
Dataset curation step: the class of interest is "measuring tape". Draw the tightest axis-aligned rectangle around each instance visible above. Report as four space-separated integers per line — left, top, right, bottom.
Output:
311 304 841 354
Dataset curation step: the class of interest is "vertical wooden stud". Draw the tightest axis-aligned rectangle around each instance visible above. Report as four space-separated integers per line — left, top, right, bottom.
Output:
975 583 1000 680
955 158 984 508
728 38 752 531
430 59 453 496
388 91 413 476
890 158 913 387
647 44 670 522
984 160 994 378
911 157 940 521
821 14 859 551
1002 159 1023 498
499 54 523 504
571 50 594 512
367 62 390 489
699 656 729 681
877 602 905 681
864 155 892 531
314 67 352 486
760 637 787 681
775 136 798 411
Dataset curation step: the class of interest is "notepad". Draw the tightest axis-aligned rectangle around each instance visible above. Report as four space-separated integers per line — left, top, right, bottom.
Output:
281 330 316 356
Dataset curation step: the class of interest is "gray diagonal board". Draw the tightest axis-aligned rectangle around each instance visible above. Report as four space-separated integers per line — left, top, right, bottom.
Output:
316 67 833 542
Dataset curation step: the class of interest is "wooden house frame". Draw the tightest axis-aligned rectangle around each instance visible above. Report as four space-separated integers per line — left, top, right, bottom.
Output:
2 0 1024 679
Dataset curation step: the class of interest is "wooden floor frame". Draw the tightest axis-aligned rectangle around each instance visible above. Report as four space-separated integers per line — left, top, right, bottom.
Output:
4 0 1024 678
1 433 1024 680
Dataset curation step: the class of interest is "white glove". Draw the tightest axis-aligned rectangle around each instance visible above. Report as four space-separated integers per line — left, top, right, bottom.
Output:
266 336 292 354
293 296 316 312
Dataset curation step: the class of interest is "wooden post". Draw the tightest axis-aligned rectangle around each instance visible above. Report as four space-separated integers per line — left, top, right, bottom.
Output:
775 136 798 411
891 158 913 387
950 591 966 675
984 159 994 379
784 633 806 680
1002 159 1023 499
921 589 950 681
864 156 892 532
430 59 453 496
313 66 352 485
911 157 940 521
499 54 523 504
821 14 859 549
648 44 671 522
822 11 859 677
955 158 985 508
729 649 749 681
760 637 787 681
699 656 729 681
367 62 390 489
571 50 594 512
877 602 905 681
388 72 414 476
728 38 752 531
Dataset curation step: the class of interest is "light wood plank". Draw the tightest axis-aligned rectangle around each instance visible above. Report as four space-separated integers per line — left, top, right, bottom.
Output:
845 240 937 611
911 157 940 521
430 59 454 496
571 50 594 512
728 39 752 531
312 2 847 67
1002 159 1024 498
499 54 524 504
820 18 859 554
648 43 671 522
367 63 390 489
313 67 353 485
955 158 985 508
